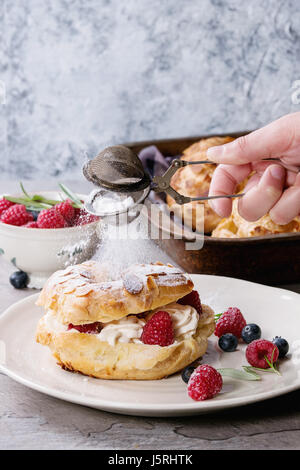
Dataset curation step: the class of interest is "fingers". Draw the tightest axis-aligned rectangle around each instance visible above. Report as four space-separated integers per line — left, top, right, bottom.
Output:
286 170 298 187
242 172 261 192
208 163 251 217
207 112 300 165
269 173 300 224
252 160 297 186
237 164 286 221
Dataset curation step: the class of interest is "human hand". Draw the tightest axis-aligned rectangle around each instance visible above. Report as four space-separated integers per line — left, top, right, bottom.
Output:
207 112 300 224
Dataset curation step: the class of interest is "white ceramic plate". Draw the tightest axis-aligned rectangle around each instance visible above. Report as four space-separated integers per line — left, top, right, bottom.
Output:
0 275 300 417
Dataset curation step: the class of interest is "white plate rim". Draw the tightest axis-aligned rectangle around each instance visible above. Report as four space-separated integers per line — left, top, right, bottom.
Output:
0 276 300 416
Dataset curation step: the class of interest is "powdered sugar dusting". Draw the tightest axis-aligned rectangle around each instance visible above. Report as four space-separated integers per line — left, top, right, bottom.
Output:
92 210 178 279
122 272 144 294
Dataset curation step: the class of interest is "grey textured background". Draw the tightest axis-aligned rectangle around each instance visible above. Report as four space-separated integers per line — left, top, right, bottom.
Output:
1 0 300 180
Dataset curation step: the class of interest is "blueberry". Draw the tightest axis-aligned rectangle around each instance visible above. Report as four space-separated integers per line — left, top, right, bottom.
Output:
273 336 289 358
181 365 195 384
28 210 39 221
241 324 261 344
218 333 238 352
9 271 29 289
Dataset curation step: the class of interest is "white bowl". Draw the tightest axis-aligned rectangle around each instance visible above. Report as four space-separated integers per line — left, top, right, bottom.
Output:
0 191 100 288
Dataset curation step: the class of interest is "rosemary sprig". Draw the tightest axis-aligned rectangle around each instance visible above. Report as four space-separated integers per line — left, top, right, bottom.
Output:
243 348 281 376
263 347 281 375
4 196 51 210
59 183 83 208
218 367 261 381
243 365 281 376
31 194 62 205
263 358 280 375
4 183 84 212
20 182 31 200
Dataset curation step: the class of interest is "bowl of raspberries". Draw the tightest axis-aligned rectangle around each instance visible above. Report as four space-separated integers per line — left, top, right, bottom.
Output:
0 184 100 288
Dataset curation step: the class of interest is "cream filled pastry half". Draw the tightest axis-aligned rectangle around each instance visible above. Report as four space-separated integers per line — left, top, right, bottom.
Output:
36 261 215 380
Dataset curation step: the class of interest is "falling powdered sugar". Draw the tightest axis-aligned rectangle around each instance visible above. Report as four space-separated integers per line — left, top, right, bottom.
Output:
93 203 178 280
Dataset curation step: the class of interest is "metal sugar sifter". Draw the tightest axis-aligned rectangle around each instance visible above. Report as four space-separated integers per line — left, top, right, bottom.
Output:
83 145 243 217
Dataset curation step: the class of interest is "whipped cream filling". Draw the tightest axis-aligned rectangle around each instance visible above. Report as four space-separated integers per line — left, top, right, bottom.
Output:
43 302 199 347
44 310 69 333
152 302 199 340
97 315 145 346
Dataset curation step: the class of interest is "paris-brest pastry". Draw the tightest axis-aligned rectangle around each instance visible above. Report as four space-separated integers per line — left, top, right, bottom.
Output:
36 261 215 380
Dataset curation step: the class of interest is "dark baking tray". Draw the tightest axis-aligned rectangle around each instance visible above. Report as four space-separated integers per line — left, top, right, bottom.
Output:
126 132 300 285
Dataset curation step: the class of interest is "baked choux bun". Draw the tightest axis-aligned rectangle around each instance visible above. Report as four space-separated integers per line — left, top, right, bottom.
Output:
36 261 215 380
166 136 235 233
210 217 239 238
36 260 194 325
212 198 300 238
36 303 215 380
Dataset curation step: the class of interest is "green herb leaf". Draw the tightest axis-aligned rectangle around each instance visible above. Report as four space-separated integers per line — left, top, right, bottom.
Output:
4 196 50 210
243 362 281 376
5 184 83 212
264 351 281 376
19 182 60 207
243 365 274 374
214 313 222 321
31 195 60 206
19 182 31 200
217 368 261 381
58 183 83 208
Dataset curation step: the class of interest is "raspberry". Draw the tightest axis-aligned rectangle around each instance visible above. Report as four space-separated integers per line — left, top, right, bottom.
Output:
55 200 75 223
0 199 15 216
188 365 223 401
74 209 99 226
0 204 33 226
177 290 202 315
215 307 246 338
37 208 66 229
141 311 174 346
246 339 279 369
24 221 39 228
68 322 102 334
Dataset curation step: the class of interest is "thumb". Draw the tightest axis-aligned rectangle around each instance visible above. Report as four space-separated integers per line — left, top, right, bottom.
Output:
206 112 300 165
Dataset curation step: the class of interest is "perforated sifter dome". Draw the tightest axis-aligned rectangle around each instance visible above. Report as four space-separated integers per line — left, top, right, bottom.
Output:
83 145 151 193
